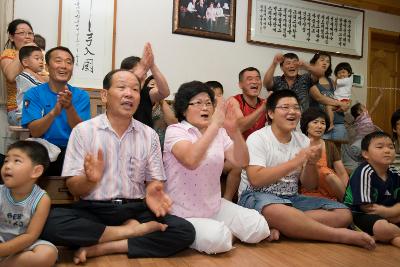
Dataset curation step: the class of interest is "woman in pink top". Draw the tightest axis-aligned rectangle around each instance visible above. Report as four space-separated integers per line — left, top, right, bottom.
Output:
163 81 269 254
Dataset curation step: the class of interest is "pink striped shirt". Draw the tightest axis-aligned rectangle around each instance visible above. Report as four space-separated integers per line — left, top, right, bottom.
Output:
62 113 166 200
163 121 233 218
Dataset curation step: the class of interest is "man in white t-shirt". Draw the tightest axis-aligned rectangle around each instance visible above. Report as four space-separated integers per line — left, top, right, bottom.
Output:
238 89 375 249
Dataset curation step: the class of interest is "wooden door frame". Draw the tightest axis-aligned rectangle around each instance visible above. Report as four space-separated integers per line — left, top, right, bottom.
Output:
367 27 400 108
367 27 400 87
366 28 400 133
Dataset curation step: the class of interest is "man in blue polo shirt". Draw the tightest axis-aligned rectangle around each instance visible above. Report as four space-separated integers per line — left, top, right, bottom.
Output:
22 46 90 175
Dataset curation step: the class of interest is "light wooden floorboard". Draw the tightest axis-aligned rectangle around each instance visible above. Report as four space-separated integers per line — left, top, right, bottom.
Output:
55 239 399 267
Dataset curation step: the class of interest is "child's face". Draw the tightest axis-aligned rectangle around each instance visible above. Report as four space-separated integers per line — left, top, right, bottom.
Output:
213 87 223 98
362 137 396 166
336 69 350 79
23 50 44 73
1 148 40 189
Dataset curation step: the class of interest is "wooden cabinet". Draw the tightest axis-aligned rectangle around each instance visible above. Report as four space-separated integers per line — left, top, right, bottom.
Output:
38 176 76 204
86 88 106 118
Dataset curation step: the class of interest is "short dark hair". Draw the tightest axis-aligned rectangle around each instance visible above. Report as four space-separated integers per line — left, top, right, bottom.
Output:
5 19 33 49
173 81 215 122
120 56 141 70
103 69 139 90
361 131 393 152
205 81 224 94
334 62 353 76
7 140 50 173
34 34 46 50
266 89 299 122
45 46 74 64
310 51 332 77
238 67 260 82
18 45 42 63
350 103 363 120
391 108 400 140
280 53 299 66
300 107 330 135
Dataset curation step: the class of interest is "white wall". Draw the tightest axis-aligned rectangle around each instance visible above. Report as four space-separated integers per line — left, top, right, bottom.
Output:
12 0 400 102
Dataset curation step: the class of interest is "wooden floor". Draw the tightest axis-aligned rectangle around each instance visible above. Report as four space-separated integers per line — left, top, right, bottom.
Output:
56 239 399 267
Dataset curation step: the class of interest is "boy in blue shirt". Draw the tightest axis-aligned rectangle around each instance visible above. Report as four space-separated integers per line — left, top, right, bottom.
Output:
344 131 400 248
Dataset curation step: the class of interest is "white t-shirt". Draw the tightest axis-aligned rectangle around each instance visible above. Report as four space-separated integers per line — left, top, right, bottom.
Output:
334 76 353 100
238 126 310 197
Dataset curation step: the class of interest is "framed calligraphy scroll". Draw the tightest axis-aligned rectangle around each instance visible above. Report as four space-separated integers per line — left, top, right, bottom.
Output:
247 0 364 58
58 0 117 88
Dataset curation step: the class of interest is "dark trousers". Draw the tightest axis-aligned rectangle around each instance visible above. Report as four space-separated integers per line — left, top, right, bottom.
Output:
41 200 195 258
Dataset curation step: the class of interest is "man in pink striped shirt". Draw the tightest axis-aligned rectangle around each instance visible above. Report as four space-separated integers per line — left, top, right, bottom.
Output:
40 69 195 264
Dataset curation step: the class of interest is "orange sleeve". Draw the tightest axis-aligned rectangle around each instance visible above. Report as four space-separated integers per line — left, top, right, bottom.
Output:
0 49 17 61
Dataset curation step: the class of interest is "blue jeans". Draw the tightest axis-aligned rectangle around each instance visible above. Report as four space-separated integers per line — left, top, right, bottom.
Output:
323 123 347 141
238 190 348 213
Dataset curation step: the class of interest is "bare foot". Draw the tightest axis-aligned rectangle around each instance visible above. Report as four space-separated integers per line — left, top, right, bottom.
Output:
73 240 128 264
73 248 87 265
337 229 376 250
391 236 400 248
267 228 280 242
123 219 168 237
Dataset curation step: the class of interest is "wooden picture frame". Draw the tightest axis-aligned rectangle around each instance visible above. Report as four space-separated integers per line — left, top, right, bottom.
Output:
247 0 364 58
58 0 117 89
173 0 236 42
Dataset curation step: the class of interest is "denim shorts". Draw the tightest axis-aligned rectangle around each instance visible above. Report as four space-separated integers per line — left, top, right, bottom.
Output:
323 123 348 141
238 190 348 213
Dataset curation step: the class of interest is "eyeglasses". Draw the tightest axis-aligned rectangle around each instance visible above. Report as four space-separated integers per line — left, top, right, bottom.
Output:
188 100 213 108
14 31 34 37
275 105 301 112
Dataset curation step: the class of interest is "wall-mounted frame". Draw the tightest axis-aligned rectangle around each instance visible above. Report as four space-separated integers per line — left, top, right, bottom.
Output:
247 0 364 58
173 0 236 42
58 0 117 89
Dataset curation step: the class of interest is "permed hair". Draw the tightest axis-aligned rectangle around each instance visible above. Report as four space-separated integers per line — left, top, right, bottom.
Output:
173 81 215 122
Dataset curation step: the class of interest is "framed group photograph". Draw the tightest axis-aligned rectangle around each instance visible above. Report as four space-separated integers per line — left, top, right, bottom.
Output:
173 0 236 42
247 0 364 57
